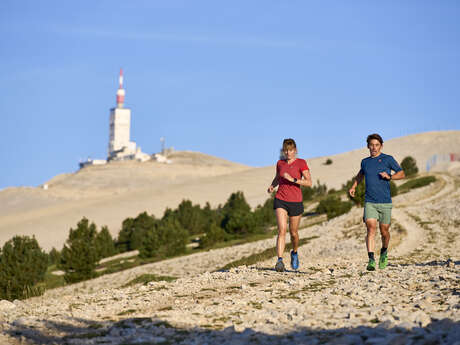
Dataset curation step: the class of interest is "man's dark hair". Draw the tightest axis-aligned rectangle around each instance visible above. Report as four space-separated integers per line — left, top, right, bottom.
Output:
366 133 383 145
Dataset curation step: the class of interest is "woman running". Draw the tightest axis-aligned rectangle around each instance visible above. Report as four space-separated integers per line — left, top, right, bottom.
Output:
267 138 312 272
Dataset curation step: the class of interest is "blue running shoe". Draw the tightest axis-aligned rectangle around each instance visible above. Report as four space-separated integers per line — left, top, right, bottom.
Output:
291 251 299 270
275 258 285 272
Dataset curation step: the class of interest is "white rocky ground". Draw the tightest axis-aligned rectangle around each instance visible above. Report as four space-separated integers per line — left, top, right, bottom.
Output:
2 130 460 252
0 172 459 345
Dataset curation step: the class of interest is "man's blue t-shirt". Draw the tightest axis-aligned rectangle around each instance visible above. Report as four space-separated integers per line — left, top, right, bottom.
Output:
360 153 402 204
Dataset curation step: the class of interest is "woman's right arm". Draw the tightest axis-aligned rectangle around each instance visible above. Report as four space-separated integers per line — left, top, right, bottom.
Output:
267 167 279 194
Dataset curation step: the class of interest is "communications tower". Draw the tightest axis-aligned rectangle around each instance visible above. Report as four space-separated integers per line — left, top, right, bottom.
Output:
108 69 136 159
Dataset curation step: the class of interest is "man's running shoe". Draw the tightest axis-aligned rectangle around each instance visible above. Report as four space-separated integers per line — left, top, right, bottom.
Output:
290 251 299 270
379 252 388 269
275 258 285 272
367 259 376 271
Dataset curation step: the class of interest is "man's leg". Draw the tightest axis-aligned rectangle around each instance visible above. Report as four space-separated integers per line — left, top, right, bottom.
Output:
365 218 378 270
365 219 378 253
379 223 390 269
289 215 301 270
379 223 391 249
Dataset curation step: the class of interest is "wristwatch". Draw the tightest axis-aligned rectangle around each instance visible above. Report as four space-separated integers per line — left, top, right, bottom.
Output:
293 178 297 183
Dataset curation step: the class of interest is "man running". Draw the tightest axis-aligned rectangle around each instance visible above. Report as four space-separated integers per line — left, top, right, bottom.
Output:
349 134 405 271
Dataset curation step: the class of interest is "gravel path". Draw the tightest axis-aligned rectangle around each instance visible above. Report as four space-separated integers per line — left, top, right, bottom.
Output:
1 173 459 345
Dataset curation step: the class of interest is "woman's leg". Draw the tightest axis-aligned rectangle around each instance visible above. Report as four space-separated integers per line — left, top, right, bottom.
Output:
276 208 289 258
289 215 302 252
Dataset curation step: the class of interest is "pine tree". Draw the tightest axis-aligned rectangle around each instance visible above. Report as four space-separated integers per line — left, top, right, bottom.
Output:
401 156 419 177
200 223 227 248
96 226 116 259
59 218 100 284
221 191 256 234
175 200 206 235
116 212 156 252
48 247 61 265
0 236 48 300
139 217 188 259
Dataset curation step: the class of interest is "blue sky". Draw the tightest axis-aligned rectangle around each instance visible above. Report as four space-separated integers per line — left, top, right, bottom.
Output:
1 1 459 189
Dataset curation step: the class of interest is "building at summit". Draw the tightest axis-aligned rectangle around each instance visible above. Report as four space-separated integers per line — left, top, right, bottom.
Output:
79 69 153 169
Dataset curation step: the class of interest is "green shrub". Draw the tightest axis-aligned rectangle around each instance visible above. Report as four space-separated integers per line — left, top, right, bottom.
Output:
301 186 315 201
253 195 276 227
401 156 419 177
0 236 48 300
116 212 156 252
48 247 61 265
95 226 117 259
302 180 328 201
157 218 189 257
390 180 398 197
222 209 258 235
174 200 207 235
222 191 251 215
200 223 228 248
202 201 223 226
348 178 366 206
123 274 176 287
313 180 328 197
324 158 333 165
221 192 258 235
316 196 353 220
139 218 188 259
59 218 100 284
398 176 436 194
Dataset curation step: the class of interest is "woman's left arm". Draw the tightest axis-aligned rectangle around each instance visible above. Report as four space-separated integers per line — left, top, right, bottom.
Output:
299 169 312 187
283 170 312 187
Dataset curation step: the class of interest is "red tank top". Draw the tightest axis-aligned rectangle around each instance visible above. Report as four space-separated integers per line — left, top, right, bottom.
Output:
275 158 309 202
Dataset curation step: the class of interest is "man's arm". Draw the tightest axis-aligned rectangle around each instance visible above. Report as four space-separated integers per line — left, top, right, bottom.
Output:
349 170 364 197
380 170 405 181
380 156 405 181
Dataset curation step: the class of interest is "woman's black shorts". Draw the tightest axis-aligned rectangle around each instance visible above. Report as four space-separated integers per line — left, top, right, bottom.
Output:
273 198 304 217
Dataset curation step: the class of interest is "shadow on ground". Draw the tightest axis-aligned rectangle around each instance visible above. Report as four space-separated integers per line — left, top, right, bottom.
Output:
3 316 460 345
397 259 460 268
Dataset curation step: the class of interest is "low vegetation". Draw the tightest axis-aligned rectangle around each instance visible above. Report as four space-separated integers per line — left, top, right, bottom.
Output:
0 157 435 300
316 196 353 220
123 274 177 287
59 218 101 283
218 235 319 271
0 236 48 300
401 156 419 177
398 176 437 194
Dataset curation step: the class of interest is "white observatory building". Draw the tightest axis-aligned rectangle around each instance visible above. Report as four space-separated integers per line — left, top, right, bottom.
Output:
79 69 151 168
107 69 149 162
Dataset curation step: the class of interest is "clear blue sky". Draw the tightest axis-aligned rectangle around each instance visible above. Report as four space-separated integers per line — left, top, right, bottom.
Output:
1 1 459 189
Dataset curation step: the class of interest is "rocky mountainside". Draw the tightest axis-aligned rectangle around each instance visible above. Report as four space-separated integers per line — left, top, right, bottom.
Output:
1 130 459 251
0 171 459 344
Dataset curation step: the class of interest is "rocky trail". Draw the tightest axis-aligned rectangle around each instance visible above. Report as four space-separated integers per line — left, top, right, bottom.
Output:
1 173 459 345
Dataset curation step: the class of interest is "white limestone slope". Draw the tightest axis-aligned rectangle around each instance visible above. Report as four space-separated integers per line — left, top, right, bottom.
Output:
0 170 459 345
0 131 459 252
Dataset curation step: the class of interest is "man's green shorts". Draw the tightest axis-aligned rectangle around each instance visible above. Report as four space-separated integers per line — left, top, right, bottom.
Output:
364 202 393 224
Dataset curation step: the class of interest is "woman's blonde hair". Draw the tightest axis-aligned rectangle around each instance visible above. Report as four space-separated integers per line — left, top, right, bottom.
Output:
282 138 297 151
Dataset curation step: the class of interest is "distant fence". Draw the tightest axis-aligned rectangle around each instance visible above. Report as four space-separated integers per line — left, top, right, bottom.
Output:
426 153 460 171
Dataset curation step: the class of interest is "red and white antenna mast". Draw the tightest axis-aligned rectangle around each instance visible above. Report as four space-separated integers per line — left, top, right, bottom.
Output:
116 68 125 108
